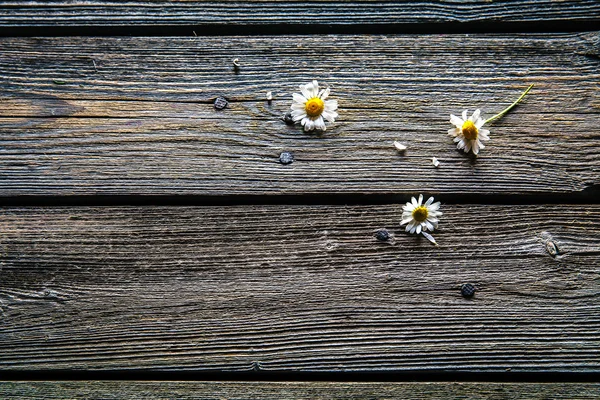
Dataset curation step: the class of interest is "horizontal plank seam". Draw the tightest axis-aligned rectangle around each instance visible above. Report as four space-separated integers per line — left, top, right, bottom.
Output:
2 371 600 383
1 21 600 37
0 192 599 207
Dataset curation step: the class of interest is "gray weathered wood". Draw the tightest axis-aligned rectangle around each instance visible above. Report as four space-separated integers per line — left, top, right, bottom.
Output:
0 34 599 196
1 381 599 399
1 204 599 372
0 1 599 27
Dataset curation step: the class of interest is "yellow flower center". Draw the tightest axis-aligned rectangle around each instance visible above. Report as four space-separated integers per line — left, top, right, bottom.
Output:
412 206 429 222
305 97 324 118
461 120 478 140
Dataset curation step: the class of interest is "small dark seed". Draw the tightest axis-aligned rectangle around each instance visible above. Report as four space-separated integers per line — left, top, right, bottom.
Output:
279 152 294 165
461 283 476 298
374 229 390 241
283 112 295 125
214 97 228 110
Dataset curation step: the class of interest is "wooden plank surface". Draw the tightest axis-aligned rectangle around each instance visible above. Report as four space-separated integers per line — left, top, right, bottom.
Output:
1 204 599 372
1 381 599 399
1 34 599 197
0 1 599 28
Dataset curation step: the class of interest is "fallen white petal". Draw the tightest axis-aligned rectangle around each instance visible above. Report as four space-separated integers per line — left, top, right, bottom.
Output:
432 157 440 167
422 231 438 245
266 91 273 101
233 58 240 67
394 141 407 152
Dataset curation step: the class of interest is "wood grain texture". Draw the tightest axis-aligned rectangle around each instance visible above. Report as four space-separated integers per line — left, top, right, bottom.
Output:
1 34 599 196
1 204 599 372
0 1 599 27
1 381 599 399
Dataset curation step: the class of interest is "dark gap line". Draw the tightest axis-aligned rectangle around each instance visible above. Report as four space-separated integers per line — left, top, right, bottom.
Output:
0 21 599 37
1 370 600 383
0 189 598 208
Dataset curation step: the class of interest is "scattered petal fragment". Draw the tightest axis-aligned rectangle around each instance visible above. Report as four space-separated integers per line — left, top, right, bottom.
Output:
266 91 273 101
432 157 440 167
394 141 407 152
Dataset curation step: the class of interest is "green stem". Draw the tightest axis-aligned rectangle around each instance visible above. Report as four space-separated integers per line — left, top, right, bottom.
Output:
485 84 534 124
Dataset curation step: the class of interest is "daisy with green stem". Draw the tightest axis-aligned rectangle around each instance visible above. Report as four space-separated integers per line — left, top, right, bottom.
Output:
448 84 533 155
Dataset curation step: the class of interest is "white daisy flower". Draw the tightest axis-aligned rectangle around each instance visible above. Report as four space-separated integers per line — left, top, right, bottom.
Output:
290 80 338 132
448 109 490 155
447 84 534 155
401 194 442 238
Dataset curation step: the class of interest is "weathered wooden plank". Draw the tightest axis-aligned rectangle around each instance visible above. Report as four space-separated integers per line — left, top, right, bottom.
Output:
1 204 599 372
0 1 599 28
0 34 598 197
1 381 599 399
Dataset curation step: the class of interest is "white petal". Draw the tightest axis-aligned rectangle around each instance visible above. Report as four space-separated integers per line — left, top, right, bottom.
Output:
421 231 438 245
418 194 423 205
425 220 435 231
291 103 306 111
411 197 418 207
300 84 312 99
471 109 481 121
456 139 466 150
416 224 422 234
448 127 461 136
292 112 307 122
406 221 416 232
472 141 480 155
450 115 463 127
293 93 308 104
325 99 338 110
479 129 490 140
429 202 441 211
404 203 415 211
477 139 485 150
464 140 472 153
321 109 337 123
394 141 407 151
314 116 326 131
303 118 315 131
425 197 434 206
319 87 330 100
475 118 486 129
400 217 413 225
311 80 319 97
409 226 417 234
266 91 273 101
462 110 468 120
432 157 440 167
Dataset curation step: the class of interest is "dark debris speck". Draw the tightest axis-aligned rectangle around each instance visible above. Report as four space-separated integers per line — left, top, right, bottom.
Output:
214 96 228 110
283 112 295 125
461 283 476 298
279 152 294 165
374 229 390 241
